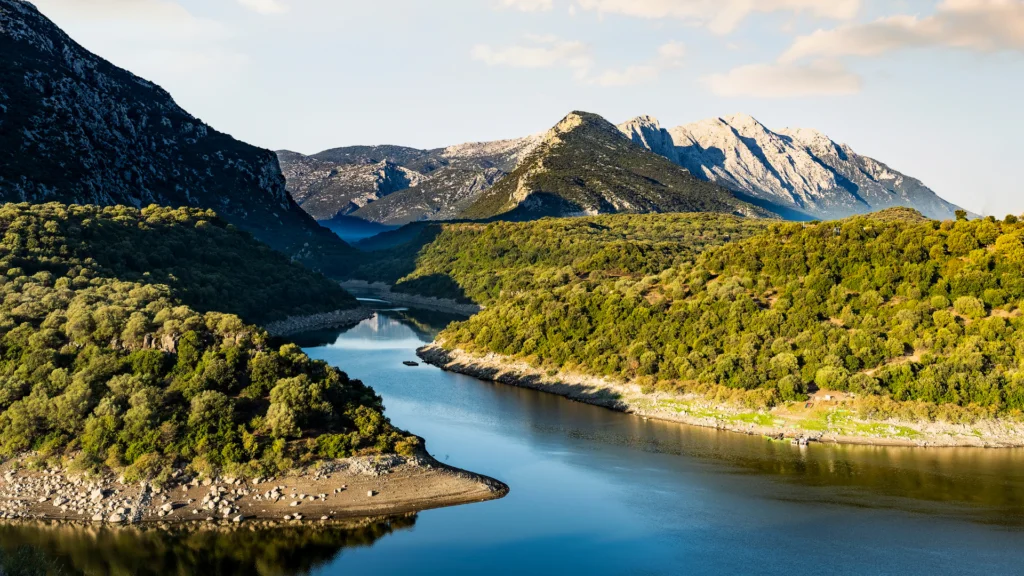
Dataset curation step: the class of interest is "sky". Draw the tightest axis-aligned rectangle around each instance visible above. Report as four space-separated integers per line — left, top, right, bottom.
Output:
28 0 1024 216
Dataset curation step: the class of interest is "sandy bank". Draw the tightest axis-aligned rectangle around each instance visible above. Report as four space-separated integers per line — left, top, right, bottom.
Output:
418 344 1024 449
0 454 506 527
340 281 482 316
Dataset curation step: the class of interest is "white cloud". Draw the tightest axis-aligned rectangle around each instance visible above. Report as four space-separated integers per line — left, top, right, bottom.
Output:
658 40 687 63
237 0 289 15
472 37 685 87
501 0 555 11
704 59 862 97
589 41 685 86
589 65 660 86
471 35 594 78
574 0 860 34
704 0 1024 99
781 0 1024 62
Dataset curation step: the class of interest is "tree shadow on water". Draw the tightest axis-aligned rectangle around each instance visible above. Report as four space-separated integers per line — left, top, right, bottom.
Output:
0 515 416 576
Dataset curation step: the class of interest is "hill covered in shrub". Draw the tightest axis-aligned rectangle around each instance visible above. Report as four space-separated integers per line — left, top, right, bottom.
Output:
353 213 770 304
438 209 1024 419
0 202 410 480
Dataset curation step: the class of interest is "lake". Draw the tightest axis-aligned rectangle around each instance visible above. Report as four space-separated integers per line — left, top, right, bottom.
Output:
4 305 1024 575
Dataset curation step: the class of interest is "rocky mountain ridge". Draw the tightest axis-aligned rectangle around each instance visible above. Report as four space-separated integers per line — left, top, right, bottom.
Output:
460 112 771 221
287 111 961 227
0 0 353 273
618 113 960 220
279 135 541 225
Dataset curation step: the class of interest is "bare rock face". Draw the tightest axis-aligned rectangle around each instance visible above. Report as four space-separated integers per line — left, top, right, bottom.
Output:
618 113 962 221
0 0 353 270
280 157 425 220
278 135 542 226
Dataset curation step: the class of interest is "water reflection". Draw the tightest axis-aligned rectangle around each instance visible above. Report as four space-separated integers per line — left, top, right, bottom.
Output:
289 309 463 350
0 516 416 576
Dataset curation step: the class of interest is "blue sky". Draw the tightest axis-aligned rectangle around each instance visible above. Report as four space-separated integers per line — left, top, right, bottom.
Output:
30 0 1024 215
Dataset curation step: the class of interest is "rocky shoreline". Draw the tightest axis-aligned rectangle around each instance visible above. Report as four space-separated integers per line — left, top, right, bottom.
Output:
263 307 376 337
418 344 1024 449
340 281 482 316
0 453 507 527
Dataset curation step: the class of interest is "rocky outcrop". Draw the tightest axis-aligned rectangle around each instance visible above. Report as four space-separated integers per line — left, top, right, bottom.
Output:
0 0 353 270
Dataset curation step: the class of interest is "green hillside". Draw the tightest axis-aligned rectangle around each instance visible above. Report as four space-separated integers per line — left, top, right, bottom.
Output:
438 209 1024 419
0 202 411 480
352 213 770 304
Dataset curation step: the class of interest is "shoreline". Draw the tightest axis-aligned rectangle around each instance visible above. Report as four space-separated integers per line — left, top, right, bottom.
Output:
264 307 376 337
0 453 507 527
340 281 482 316
418 344 1024 449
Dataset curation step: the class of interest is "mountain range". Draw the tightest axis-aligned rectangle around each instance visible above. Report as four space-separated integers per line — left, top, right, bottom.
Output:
0 0 353 273
281 113 961 225
618 114 960 221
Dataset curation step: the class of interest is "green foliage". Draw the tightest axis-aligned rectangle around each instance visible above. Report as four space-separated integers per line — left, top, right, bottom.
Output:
354 213 769 304
0 203 357 324
0 202 412 478
439 209 1024 414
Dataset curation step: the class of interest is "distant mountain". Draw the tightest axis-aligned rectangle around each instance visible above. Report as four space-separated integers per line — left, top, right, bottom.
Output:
460 112 771 221
278 136 540 225
0 0 353 273
618 114 961 221
279 152 424 220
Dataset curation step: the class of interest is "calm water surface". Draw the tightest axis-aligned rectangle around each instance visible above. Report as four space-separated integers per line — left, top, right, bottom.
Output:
5 305 1024 575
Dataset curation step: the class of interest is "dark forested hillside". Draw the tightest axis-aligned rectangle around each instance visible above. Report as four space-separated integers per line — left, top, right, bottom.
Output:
0 202 410 479
0 0 354 274
438 208 1024 417
0 203 357 325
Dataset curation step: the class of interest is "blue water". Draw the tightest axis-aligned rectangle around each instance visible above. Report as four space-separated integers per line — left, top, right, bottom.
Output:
300 309 1024 576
